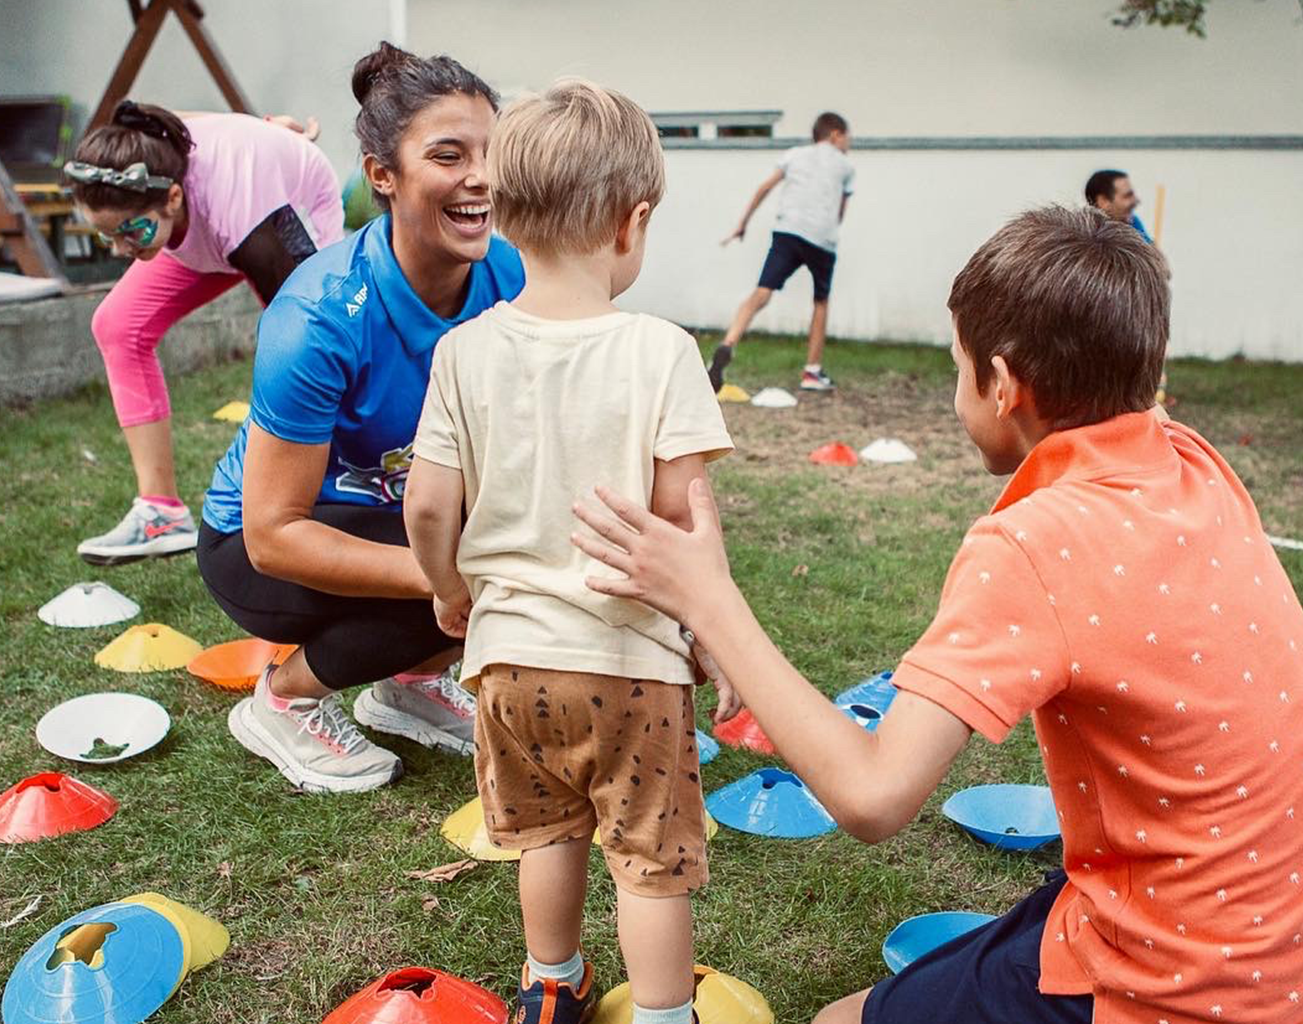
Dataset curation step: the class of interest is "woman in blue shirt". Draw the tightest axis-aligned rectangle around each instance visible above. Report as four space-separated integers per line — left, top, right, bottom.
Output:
197 43 523 794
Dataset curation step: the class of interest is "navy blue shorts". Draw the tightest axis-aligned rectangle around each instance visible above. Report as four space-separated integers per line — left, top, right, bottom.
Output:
862 872 1094 1024
757 231 836 301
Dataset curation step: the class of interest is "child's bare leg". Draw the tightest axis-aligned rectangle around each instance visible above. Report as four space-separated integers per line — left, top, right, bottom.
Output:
710 287 773 391
123 418 179 499
520 837 590 967
616 887 694 1010
722 287 773 348
813 989 874 1024
805 298 829 367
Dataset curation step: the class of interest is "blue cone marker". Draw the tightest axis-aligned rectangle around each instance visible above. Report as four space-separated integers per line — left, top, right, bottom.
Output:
3 901 186 1024
706 767 836 839
882 912 997 974
941 783 1060 850
696 728 720 766
834 670 896 715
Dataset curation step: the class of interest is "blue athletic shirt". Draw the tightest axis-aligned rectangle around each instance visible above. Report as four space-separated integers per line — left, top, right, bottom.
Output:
202 215 524 533
1129 213 1153 244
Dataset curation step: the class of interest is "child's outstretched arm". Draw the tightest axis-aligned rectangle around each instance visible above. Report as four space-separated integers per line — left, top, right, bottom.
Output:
721 169 785 245
404 455 471 638
573 480 972 843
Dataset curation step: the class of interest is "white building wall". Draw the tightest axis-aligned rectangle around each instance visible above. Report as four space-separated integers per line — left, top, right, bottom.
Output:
408 0 1303 137
3 0 1300 359
628 147 1303 362
402 0 1303 361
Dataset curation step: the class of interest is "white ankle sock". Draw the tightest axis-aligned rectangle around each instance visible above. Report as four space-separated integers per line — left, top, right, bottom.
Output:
804 363 821 373
632 1000 694 1024
526 950 585 990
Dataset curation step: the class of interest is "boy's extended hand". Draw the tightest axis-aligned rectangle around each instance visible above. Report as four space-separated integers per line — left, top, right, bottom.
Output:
720 224 746 246
434 584 472 639
572 478 732 630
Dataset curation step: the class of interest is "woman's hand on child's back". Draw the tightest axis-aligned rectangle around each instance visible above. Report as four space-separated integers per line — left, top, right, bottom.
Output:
572 478 735 631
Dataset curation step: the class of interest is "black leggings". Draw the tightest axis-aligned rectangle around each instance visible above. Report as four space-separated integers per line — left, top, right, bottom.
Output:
196 504 457 690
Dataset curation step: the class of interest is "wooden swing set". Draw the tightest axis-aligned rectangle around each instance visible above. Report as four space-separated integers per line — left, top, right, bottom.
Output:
0 0 253 289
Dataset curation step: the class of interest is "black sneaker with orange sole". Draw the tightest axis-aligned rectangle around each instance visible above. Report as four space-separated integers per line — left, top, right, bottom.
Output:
512 961 597 1024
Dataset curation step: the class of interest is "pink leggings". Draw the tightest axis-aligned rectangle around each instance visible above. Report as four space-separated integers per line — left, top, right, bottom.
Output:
91 252 247 428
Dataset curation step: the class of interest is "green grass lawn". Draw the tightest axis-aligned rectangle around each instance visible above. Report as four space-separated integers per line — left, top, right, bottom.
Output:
1 335 1300 1022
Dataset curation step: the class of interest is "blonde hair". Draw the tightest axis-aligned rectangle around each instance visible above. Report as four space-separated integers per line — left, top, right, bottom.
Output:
488 79 665 255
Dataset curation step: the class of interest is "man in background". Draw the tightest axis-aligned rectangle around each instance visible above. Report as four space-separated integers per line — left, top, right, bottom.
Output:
1085 169 1152 242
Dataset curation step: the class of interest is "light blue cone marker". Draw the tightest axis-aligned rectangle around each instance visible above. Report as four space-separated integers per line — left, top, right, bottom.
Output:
3 901 186 1024
834 670 896 715
881 912 997 974
696 728 720 766
941 783 1060 850
838 701 882 732
706 767 836 838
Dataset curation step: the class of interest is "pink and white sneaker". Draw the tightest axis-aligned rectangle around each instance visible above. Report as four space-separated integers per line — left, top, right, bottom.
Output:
77 497 198 565
227 668 402 793
353 666 475 755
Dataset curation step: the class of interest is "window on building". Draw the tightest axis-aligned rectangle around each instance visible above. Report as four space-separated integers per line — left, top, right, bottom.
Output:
651 111 781 141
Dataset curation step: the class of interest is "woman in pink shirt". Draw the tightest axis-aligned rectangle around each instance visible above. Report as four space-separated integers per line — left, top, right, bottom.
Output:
65 100 344 564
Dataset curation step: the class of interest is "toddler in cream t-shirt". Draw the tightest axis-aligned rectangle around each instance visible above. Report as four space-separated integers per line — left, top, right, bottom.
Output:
403 80 735 1024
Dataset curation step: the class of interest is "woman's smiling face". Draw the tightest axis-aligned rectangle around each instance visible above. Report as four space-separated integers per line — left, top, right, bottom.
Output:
379 91 496 267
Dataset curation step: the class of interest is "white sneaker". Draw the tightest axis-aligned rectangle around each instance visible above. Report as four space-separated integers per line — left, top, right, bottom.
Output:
353 666 475 755
799 368 836 392
228 668 403 793
77 498 198 565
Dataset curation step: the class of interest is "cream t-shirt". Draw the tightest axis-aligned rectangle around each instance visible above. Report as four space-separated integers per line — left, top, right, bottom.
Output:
413 301 733 688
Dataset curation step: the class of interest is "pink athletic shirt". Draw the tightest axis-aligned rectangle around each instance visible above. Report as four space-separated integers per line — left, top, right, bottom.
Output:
166 113 343 275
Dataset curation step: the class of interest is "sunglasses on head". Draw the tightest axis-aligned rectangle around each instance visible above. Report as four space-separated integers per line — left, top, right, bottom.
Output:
97 214 159 249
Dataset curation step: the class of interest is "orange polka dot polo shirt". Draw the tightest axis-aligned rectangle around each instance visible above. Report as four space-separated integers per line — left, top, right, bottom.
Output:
893 410 1303 1024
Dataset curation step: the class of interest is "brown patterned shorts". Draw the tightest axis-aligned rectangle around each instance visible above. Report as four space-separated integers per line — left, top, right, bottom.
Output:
474 663 709 896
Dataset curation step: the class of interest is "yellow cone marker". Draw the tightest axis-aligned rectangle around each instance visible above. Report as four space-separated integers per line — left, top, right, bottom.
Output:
122 892 229 991
716 384 751 403
594 811 719 848
440 796 522 862
95 624 203 673
212 401 250 423
593 965 773 1024
444 796 720 862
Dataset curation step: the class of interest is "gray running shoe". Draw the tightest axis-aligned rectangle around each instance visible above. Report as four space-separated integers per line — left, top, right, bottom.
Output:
77 498 198 565
353 667 475 755
228 668 402 793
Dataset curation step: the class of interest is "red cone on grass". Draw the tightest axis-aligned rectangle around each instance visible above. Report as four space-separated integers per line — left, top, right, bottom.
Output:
808 443 858 467
714 708 776 755
0 772 117 844
324 967 508 1024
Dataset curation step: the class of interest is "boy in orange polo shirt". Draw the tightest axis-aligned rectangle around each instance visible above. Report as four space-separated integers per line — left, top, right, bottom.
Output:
572 206 1303 1024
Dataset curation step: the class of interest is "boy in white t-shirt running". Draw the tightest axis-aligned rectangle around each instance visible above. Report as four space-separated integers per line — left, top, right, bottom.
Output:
404 80 737 1024
710 112 854 394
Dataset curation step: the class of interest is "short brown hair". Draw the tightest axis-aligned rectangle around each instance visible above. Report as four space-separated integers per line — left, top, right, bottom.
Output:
488 79 665 255
812 112 848 142
948 206 1170 429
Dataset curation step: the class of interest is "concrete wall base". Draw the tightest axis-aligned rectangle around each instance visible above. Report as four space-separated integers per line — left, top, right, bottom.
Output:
0 286 261 406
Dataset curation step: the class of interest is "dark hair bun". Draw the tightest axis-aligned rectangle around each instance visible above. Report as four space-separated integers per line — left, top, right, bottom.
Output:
111 100 193 155
351 41 416 104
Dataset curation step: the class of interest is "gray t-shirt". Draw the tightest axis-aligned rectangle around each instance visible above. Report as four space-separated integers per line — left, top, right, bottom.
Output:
773 141 855 253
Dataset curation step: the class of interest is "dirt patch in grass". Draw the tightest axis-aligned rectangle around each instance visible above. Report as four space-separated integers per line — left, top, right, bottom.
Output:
721 371 998 504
